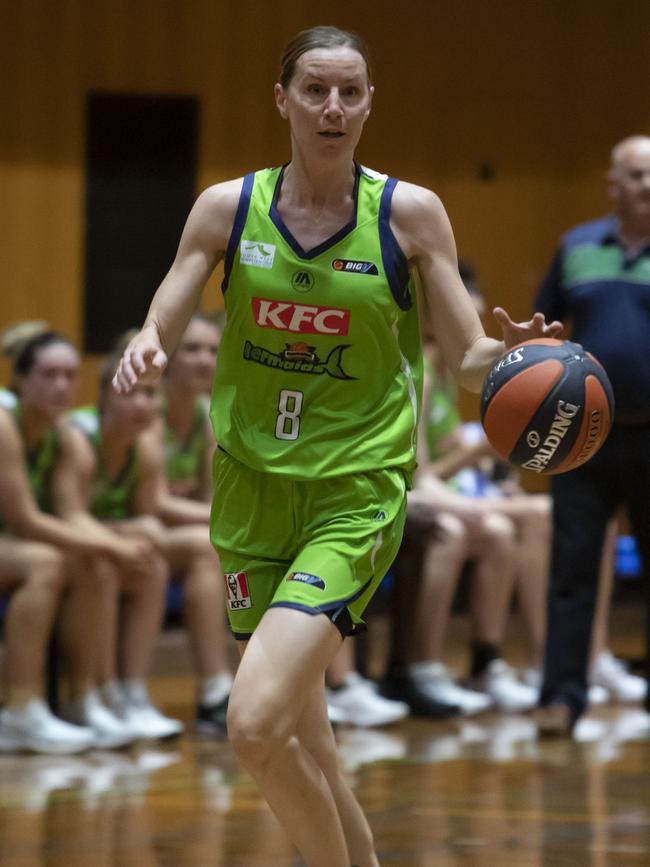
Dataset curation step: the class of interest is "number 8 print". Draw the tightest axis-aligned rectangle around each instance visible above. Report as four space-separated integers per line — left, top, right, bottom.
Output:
275 389 304 440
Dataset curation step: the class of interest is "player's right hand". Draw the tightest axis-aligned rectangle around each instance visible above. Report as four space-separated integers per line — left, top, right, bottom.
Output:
112 328 168 393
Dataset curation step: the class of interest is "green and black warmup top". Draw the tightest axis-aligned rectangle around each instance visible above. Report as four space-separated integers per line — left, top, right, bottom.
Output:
69 406 138 521
163 396 209 498
0 400 60 531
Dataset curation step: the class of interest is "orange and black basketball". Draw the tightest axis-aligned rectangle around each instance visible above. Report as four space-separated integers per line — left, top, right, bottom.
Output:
480 338 614 474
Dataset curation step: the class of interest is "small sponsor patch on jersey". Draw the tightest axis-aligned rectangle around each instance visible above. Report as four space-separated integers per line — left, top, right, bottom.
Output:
332 258 378 275
291 270 315 292
240 241 276 269
224 572 252 610
372 510 387 521
252 297 350 336
287 571 326 590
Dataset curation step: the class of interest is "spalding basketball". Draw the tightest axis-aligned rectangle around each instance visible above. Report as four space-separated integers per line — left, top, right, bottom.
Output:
480 339 614 474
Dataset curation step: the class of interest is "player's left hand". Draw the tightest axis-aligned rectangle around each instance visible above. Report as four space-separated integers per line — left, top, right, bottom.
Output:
493 307 563 349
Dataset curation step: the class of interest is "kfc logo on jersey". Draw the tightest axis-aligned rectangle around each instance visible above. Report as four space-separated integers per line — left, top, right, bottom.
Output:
252 297 350 336
224 572 252 610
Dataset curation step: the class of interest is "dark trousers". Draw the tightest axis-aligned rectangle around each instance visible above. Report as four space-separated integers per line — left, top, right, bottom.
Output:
541 422 650 720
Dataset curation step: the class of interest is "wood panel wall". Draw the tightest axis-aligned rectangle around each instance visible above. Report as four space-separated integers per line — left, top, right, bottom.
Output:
2 0 650 418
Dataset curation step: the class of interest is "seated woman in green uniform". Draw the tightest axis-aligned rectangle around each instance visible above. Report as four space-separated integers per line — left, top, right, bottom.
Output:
0 325 151 753
69 343 185 741
406 273 549 711
159 313 233 735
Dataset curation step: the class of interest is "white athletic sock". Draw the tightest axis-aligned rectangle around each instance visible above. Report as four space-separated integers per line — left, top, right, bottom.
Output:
101 680 125 708
121 679 149 707
199 673 233 707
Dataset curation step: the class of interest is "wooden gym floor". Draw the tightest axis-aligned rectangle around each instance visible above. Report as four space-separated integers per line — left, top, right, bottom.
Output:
0 607 649 866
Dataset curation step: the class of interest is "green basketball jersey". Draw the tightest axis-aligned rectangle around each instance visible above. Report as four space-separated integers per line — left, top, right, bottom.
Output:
69 406 139 520
0 402 59 531
163 396 208 496
424 358 461 462
211 164 423 482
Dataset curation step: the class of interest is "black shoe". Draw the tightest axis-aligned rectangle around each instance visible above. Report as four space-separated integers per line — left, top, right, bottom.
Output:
195 695 229 738
379 675 460 719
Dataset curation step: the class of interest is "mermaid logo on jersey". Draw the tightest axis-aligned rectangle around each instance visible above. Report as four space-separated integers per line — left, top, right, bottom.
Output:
243 340 356 380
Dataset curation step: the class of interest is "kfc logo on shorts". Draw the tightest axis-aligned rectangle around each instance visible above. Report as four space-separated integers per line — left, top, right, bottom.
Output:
252 297 350 336
224 572 252 610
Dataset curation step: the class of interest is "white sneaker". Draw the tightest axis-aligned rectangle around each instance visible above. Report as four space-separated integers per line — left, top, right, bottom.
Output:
119 703 184 740
326 674 409 727
409 662 491 716
0 699 94 755
592 651 647 703
469 659 537 712
588 684 610 705
63 691 136 749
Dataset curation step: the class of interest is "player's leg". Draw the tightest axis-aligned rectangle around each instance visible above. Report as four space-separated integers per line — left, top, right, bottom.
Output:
0 540 94 754
496 494 551 672
0 539 65 707
296 679 379 867
466 511 538 711
162 525 232 730
622 424 650 713
228 608 351 867
413 510 467 663
538 446 618 731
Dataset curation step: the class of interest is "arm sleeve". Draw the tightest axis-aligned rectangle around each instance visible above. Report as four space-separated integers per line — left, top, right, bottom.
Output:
534 247 566 321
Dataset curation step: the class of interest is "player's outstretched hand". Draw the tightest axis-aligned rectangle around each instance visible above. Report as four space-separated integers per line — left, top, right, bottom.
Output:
493 307 563 349
112 327 168 393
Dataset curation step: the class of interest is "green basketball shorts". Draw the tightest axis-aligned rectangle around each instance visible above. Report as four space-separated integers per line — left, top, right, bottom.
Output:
210 449 407 640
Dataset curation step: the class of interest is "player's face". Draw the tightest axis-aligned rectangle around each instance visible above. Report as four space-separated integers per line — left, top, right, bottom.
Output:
107 382 161 434
609 144 650 223
18 342 80 420
275 47 373 158
167 319 220 395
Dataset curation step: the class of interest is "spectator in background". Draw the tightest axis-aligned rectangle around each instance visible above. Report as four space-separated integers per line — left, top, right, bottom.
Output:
0 325 150 752
535 135 650 735
160 313 233 735
382 267 546 714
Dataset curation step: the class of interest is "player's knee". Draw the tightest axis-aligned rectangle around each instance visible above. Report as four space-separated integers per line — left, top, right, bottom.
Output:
436 512 468 556
483 513 516 553
26 544 66 591
228 701 289 770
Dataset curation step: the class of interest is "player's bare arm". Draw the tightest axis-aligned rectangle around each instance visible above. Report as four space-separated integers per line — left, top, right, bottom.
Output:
113 178 243 392
391 182 562 392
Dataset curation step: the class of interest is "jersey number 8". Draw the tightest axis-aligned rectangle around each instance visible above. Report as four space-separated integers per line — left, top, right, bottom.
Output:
275 389 304 441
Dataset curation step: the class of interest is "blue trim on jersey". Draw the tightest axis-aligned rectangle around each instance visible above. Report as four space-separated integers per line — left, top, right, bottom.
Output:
269 164 360 261
232 631 253 641
379 178 412 310
221 173 255 293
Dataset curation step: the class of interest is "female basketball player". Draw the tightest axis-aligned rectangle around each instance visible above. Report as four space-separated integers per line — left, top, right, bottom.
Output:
113 26 561 867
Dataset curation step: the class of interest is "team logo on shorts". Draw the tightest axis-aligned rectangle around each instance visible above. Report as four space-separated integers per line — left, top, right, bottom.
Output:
224 572 252 610
287 571 326 590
